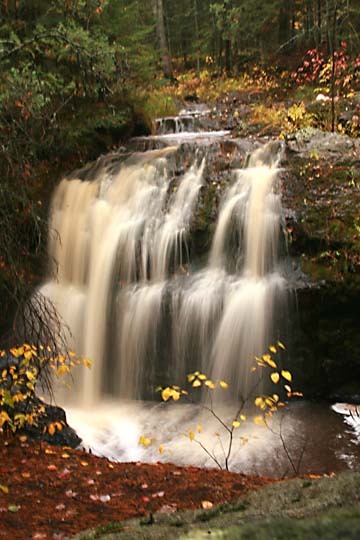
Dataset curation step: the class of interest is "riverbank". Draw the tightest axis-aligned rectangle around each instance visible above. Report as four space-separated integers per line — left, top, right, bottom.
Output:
1 434 359 540
0 435 275 539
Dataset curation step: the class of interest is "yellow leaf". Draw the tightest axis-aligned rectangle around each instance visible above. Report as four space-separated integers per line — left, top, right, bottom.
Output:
138 435 153 447
82 358 92 369
281 370 292 382
240 415 246 421
171 389 181 401
158 445 165 454
26 382 34 391
201 500 213 509
25 414 34 425
269 345 277 354
192 379 201 387
80 461 88 467
284 384 292 393
48 423 56 436
162 387 180 401
270 372 280 384
277 341 286 350
1 369 7 379
68 351 76 357
189 431 195 441
62 453 70 459
205 380 216 389
0 484 9 494
187 374 196 383
12 393 24 404
26 370 36 381
161 387 171 401
254 415 266 427
272 394 279 402
10 347 24 358
197 424 203 433
56 365 70 377
24 350 33 361
18 435 27 443
219 380 228 389
262 354 277 368
254 397 264 407
232 420 240 428
198 374 207 380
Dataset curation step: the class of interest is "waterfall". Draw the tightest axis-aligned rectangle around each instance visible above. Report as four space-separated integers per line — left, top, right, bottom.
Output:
41 139 286 405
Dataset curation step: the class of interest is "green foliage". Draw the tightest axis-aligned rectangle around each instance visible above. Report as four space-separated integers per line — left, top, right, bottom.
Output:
134 89 179 127
0 0 159 336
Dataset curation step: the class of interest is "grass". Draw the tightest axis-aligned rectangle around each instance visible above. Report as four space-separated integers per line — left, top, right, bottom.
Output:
75 471 360 540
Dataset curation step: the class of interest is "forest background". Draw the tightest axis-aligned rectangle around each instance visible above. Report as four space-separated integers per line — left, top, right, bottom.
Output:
0 0 359 341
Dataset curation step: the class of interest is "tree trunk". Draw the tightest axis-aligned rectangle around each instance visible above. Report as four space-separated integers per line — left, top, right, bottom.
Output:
329 1 338 132
224 37 231 73
278 0 294 50
194 0 200 75
152 0 173 79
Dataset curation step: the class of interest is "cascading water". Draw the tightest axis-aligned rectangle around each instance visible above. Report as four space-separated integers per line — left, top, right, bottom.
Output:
38 132 360 475
41 137 286 407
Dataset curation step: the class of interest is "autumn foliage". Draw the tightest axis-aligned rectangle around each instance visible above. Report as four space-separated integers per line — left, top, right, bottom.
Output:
0 344 90 436
140 343 303 471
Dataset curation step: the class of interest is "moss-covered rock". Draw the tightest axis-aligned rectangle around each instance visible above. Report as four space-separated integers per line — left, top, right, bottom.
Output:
278 131 359 399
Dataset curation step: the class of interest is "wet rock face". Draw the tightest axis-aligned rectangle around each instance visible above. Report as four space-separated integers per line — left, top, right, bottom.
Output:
290 286 360 401
278 130 360 400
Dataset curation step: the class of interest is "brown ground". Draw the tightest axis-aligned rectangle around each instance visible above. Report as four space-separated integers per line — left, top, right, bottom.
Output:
0 436 278 540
